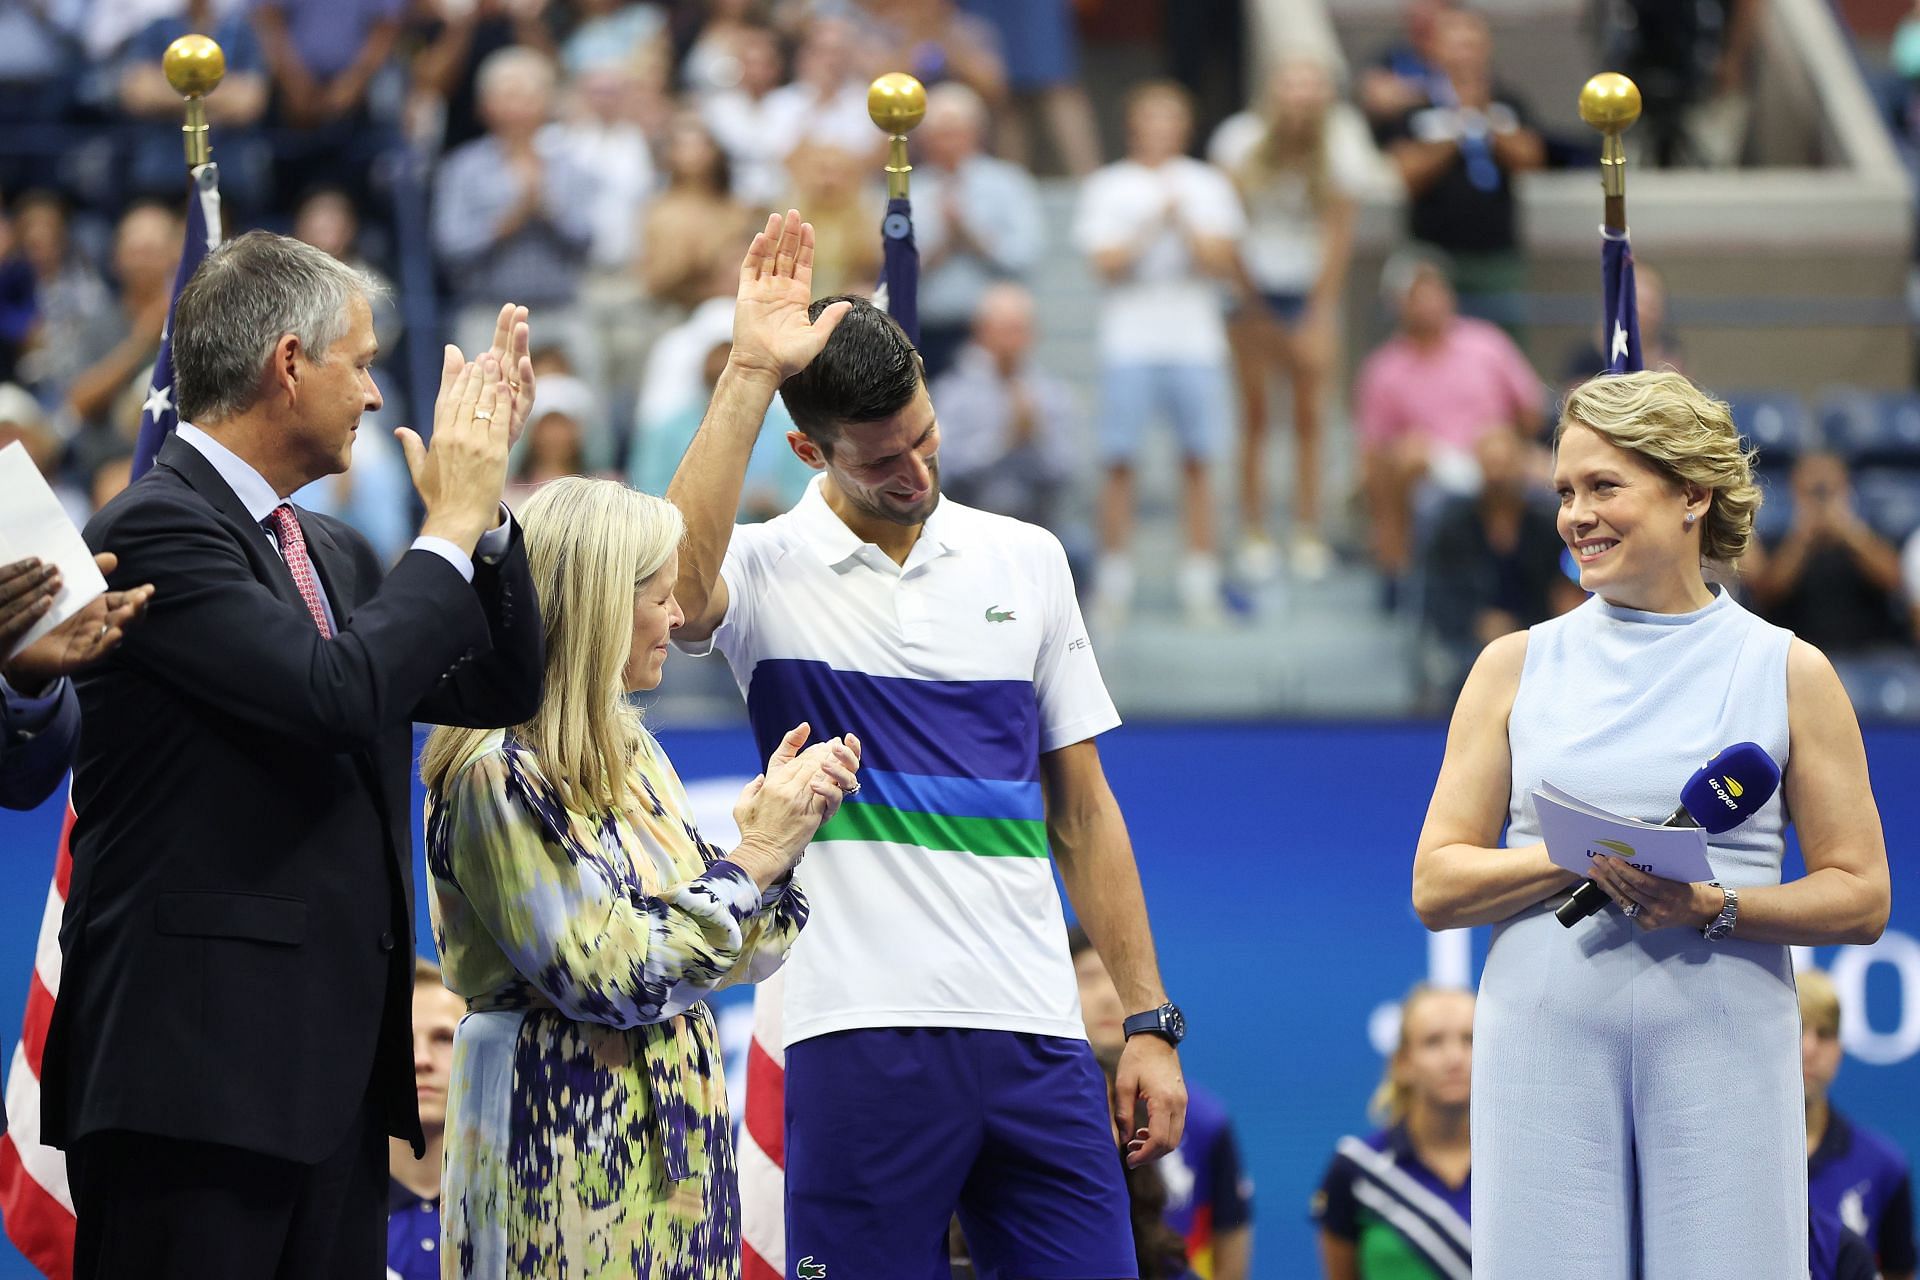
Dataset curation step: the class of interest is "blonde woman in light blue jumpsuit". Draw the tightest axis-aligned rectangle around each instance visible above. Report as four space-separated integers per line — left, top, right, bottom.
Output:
1411 371 1891 1279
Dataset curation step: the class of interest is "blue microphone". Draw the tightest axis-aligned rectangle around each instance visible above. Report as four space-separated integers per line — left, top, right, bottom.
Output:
1555 742 1782 928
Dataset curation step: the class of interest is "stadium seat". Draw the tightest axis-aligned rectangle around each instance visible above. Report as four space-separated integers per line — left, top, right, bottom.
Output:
1853 467 1920 544
1818 389 1920 468
1723 391 1816 473
1833 654 1920 721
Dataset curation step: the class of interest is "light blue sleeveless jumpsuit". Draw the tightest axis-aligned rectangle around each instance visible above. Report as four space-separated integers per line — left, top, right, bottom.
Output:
1474 588 1807 1278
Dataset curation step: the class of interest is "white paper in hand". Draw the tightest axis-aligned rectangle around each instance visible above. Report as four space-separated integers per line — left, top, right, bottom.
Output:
0 441 107 660
1531 783 1716 884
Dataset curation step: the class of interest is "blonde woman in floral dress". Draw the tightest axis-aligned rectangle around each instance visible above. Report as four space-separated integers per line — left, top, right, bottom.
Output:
420 476 861 1278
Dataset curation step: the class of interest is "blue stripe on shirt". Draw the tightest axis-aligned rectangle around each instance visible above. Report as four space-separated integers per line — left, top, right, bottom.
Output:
745 658 1039 783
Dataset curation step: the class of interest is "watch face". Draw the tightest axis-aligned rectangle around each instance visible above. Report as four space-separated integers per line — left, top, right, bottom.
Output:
1164 1005 1186 1042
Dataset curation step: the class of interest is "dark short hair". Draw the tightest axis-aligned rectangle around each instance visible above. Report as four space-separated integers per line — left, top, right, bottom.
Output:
778 295 923 453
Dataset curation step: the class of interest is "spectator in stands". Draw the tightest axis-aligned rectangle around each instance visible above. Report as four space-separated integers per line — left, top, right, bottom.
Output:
404 0 558 156
560 0 668 80
504 372 612 511
783 140 882 299
702 24 795 207
1745 452 1910 655
931 282 1076 531
1073 927 1253 1280
551 61 657 280
1075 80 1245 629
1313 984 1473 1280
1210 57 1367 584
679 0 776 98
434 47 599 389
763 16 884 161
1418 423 1583 706
253 0 404 200
638 111 754 313
635 253 736 451
0 0 82 192
12 193 111 422
0 209 32 387
1801 968 1917 1280
910 82 1044 377
385 959 464 1280
294 187 401 351
1359 0 1454 137
1600 0 1757 168
117 0 271 212
863 0 1009 113
63 200 182 438
960 0 1101 175
1379 9 1542 331
628 339 809 520
1355 251 1542 606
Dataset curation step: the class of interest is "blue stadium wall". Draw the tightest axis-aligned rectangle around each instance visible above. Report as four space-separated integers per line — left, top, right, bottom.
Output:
2 722 1915 1277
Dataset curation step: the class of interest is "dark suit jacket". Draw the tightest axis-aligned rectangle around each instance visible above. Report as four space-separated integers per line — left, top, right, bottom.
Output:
0 677 78 811
43 433 543 1163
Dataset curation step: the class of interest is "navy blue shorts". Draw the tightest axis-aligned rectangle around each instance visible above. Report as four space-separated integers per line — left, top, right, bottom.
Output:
784 1027 1137 1280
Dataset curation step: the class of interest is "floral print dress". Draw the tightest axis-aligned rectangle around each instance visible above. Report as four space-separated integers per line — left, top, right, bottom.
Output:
425 728 806 1278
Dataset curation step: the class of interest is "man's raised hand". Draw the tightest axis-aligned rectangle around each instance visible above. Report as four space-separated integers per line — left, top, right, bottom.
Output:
728 209 853 388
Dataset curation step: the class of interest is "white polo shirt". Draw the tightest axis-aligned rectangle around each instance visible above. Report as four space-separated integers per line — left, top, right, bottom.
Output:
682 477 1119 1046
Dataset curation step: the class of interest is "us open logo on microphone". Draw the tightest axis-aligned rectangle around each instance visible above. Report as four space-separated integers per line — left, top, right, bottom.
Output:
1707 774 1743 811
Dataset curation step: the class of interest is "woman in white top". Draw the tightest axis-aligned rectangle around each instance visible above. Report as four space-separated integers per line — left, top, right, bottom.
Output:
1210 60 1368 582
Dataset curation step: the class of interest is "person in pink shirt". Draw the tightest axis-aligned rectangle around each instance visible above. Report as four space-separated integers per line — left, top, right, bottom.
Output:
1355 251 1542 598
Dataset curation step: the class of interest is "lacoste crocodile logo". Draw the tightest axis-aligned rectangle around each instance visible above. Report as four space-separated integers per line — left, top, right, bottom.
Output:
985 605 1016 623
796 1259 827 1280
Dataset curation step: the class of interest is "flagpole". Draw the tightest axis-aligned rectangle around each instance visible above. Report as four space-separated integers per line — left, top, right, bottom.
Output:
1579 72 1640 237
867 71 927 201
162 34 225 168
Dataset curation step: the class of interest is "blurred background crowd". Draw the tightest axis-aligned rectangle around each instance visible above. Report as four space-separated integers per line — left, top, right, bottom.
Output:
3 0 1920 718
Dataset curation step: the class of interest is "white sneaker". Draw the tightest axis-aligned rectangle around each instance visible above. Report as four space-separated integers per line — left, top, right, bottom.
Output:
1235 536 1281 585
1178 555 1226 628
1090 555 1135 635
1290 533 1333 582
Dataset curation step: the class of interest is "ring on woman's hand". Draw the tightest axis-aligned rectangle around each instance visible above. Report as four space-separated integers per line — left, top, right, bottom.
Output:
473 410 494 421
1621 899 1642 919
844 781 860 795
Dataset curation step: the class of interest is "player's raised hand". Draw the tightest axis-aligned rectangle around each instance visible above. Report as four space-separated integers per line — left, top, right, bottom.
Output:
727 209 853 387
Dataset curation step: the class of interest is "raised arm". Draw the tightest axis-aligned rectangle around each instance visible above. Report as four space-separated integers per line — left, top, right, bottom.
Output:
1411 630 1579 929
667 209 850 642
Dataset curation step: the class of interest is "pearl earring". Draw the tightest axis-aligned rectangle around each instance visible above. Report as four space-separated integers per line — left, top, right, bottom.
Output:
1684 514 1697 527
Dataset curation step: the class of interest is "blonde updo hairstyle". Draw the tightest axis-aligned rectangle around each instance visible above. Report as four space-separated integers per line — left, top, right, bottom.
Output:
1555 370 1762 565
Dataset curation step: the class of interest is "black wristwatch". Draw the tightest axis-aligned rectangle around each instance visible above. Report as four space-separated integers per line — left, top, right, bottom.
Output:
1122 1002 1186 1046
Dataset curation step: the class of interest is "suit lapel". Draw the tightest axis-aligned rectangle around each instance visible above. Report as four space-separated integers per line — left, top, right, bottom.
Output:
155 435 316 621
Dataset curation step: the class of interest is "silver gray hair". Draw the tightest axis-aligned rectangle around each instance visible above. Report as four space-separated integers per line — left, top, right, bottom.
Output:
476 45 556 103
170 230 386 425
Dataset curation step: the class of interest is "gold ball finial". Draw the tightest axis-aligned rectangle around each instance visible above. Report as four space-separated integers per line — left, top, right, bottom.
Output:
164 34 226 99
1579 72 1641 135
868 72 927 136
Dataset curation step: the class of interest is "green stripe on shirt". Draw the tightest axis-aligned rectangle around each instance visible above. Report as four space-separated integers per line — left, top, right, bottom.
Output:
814 801 1050 859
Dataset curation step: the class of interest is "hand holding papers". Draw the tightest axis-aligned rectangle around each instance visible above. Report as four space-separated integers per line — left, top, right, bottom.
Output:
0 442 107 662
1533 783 1716 885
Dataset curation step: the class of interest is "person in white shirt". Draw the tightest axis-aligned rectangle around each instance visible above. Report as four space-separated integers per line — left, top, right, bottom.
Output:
668 209 1188 1278
700 24 797 208
1075 80 1246 628
911 82 1046 378
1210 59 1371 584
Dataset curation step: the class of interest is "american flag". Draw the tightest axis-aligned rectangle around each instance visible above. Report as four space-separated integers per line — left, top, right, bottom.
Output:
1602 226 1641 375
0 161 220 1277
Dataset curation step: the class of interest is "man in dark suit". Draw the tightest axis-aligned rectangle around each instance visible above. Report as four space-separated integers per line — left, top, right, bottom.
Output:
42 230 546 1278
0 552 153 811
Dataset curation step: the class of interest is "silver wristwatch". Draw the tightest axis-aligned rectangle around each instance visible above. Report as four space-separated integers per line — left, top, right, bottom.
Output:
1702 882 1739 941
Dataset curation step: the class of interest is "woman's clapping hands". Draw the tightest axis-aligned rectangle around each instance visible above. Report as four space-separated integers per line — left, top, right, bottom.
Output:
729 722 863 890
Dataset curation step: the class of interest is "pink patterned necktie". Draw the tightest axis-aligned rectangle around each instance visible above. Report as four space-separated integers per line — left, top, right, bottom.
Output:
264 504 333 638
